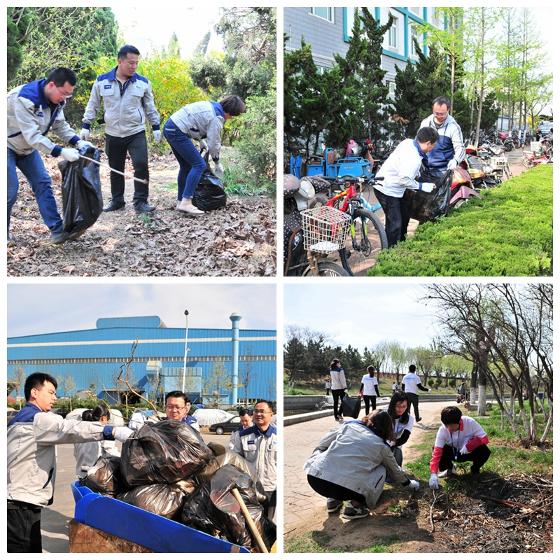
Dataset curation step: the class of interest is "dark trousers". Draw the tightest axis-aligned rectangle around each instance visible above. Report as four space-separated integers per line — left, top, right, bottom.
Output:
363 395 377 415
405 392 421 421
105 131 149 205
437 444 491 473
331 389 345 419
7 501 43 552
307 475 366 504
373 188 411 247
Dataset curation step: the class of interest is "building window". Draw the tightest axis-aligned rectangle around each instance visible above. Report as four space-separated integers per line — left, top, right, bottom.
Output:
388 22 398 48
410 27 422 60
408 7 422 17
310 7 334 23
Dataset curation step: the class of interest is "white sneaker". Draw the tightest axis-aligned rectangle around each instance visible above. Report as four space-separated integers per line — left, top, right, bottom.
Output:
438 465 457 478
177 199 204 215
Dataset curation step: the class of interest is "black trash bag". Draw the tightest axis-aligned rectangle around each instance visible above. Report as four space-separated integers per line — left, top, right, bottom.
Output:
192 168 227 211
340 394 362 419
80 456 125 496
180 481 228 538
210 464 276 550
58 146 103 235
117 483 185 519
120 420 213 486
405 168 452 222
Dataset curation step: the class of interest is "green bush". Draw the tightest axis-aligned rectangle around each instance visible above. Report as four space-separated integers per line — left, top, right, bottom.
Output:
370 165 553 276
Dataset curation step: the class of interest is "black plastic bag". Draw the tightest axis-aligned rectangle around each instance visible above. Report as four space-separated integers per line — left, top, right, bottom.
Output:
180 482 227 537
192 169 227 211
117 483 185 519
59 146 103 234
80 456 125 496
405 169 452 222
120 420 213 486
340 395 362 419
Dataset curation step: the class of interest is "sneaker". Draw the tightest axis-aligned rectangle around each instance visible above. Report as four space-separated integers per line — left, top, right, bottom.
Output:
68 229 86 241
177 199 204 215
103 200 125 212
416 417 422 422
326 499 343 513
51 231 69 245
341 504 369 520
438 465 457 478
134 202 155 214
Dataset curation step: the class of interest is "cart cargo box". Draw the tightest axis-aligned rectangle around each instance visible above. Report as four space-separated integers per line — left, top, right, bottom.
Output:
70 481 250 553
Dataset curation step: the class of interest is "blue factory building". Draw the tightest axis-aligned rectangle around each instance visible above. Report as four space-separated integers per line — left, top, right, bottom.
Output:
7 315 276 405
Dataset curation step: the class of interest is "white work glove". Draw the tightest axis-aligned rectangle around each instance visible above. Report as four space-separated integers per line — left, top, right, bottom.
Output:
153 130 162 143
447 159 458 170
199 139 208 152
79 128 90 141
61 148 80 162
428 388 432 392
419 182 436 193
214 162 224 179
459 444 469 455
76 140 94 150
408 480 420 491
429 473 439 490
113 426 134 442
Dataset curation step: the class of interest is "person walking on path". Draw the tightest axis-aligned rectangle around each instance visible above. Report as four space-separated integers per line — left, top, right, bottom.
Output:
7 67 94 244
429 406 491 490
359 365 381 415
304 410 420 520
163 95 245 215
329 359 347 422
81 44 161 215
401 364 430 422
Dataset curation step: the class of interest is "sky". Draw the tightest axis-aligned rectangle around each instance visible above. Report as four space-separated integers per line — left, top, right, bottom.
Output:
284 283 442 350
7 283 276 337
111 5 223 58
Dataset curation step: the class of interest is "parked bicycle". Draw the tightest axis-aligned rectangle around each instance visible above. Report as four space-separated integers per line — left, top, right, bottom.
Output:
310 175 388 275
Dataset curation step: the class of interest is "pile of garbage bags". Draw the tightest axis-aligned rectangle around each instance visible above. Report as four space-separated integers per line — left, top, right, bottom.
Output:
80 420 275 551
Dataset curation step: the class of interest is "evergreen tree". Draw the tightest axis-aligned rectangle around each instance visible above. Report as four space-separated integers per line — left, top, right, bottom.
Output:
284 337 307 383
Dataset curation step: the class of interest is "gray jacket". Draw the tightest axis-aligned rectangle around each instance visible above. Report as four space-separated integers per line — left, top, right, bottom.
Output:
304 420 409 508
7 404 113 507
7 79 79 157
82 68 160 138
169 100 225 160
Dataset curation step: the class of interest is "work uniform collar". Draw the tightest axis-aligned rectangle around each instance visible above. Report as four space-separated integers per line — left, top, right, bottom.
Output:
110 67 138 83
252 423 276 438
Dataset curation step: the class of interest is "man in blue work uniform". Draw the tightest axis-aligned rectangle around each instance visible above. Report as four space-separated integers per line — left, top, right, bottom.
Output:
81 45 161 214
419 95 466 179
164 391 200 431
7 67 94 244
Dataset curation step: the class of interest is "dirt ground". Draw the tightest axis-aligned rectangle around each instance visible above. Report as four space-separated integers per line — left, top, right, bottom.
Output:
285 401 552 553
8 154 276 277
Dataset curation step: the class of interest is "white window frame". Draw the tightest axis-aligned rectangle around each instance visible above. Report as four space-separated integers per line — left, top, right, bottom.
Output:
388 21 398 49
310 7 334 23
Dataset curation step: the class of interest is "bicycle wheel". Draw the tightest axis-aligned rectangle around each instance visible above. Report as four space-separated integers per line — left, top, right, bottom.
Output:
302 261 349 276
339 209 388 276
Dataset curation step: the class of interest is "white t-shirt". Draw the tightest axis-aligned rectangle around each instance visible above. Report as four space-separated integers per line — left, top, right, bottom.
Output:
361 374 379 396
393 414 415 442
434 416 487 451
402 372 422 393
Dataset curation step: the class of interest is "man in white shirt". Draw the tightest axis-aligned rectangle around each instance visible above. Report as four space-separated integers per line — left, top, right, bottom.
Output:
401 364 430 422
359 366 381 415
373 127 439 246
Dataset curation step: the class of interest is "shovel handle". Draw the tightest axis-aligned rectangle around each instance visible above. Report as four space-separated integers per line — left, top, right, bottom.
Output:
79 154 149 185
231 488 268 553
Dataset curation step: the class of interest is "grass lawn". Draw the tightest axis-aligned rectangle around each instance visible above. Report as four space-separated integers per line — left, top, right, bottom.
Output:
370 165 552 276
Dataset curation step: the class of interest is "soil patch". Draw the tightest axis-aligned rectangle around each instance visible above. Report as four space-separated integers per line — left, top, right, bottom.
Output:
8 154 276 277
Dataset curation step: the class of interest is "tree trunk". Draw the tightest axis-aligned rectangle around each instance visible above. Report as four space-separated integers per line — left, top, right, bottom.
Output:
477 384 487 416
540 402 553 444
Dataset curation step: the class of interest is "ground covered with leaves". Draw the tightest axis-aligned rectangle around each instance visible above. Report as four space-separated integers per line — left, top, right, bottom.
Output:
8 154 276 276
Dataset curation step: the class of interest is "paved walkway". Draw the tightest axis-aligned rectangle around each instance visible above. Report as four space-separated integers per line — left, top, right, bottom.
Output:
283 399 456 535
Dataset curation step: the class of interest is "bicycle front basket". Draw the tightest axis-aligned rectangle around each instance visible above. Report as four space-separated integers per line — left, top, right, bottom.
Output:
301 206 351 253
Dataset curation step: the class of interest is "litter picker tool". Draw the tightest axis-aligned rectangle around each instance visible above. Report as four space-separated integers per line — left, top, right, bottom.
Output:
79 154 148 184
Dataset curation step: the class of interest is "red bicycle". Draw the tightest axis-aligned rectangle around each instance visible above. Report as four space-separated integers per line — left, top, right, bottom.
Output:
311 176 388 275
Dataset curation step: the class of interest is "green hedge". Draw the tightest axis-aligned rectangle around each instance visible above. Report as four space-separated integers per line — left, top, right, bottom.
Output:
369 165 553 276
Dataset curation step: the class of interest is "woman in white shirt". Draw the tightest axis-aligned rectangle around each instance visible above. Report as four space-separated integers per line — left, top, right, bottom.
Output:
359 366 381 415
329 359 347 422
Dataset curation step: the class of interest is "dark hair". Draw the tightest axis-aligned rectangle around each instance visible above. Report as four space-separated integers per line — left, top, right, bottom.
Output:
366 410 395 441
24 372 57 401
220 95 246 116
432 96 451 109
367 365 375 374
441 406 462 425
165 390 187 405
255 400 274 413
118 44 140 59
388 391 410 424
409 364 416 373
416 127 439 144
82 403 110 421
238 408 252 417
46 67 77 87
330 359 341 369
